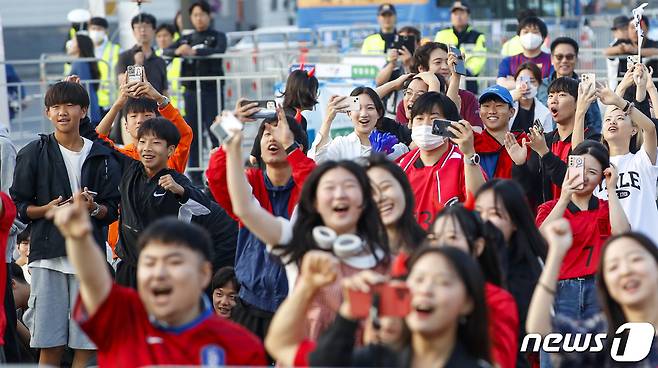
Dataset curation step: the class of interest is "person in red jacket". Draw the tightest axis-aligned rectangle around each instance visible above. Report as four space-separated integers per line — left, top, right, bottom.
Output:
206 104 315 340
474 85 530 179
47 195 266 367
397 92 485 230
431 204 519 368
0 193 17 362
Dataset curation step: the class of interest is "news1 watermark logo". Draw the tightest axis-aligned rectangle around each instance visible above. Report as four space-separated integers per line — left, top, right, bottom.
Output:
521 322 655 362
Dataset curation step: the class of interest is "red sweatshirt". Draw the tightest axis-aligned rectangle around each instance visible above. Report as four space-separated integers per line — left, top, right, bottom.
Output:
486 283 519 368
0 192 17 345
474 130 529 179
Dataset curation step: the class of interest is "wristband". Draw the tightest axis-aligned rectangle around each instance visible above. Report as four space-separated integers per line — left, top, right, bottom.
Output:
90 202 101 218
285 142 300 155
623 101 634 115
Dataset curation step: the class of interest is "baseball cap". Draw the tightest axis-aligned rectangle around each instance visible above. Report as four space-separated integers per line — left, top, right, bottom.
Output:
378 3 396 16
451 1 470 13
479 85 514 106
611 15 630 30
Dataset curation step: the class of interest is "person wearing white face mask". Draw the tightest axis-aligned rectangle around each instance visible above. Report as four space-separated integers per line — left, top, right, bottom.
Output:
398 92 486 230
497 16 553 91
88 17 120 114
510 62 553 133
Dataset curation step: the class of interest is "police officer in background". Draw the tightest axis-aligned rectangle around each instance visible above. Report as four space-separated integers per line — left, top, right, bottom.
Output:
435 1 487 93
164 0 227 185
361 3 397 55
88 17 121 115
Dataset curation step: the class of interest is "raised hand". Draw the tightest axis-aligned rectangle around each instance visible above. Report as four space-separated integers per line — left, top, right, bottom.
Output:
326 95 350 121
158 174 185 196
448 120 475 156
559 172 583 205
299 250 340 290
526 126 549 157
234 98 260 123
595 83 625 108
504 132 528 165
265 107 295 149
339 270 388 320
603 163 619 191
541 218 574 257
46 192 92 240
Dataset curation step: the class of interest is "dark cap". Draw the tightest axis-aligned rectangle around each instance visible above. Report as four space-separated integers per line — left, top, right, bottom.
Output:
451 1 470 13
378 3 396 16
611 15 630 30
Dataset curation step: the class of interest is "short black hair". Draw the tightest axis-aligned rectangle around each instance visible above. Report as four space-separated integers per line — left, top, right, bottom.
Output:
547 76 578 100
44 81 90 109
123 97 158 118
189 0 211 15
131 13 157 30
211 266 239 291
137 217 212 261
89 17 109 29
17 226 30 244
413 42 448 72
550 36 579 55
9 263 26 285
156 23 177 36
137 117 181 147
514 62 543 85
517 16 547 39
409 91 461 123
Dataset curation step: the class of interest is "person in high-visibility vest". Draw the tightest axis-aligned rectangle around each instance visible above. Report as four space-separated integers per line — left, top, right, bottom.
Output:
361 3 397 55
88 17 121 114
434 1 486 94
155 24 185 115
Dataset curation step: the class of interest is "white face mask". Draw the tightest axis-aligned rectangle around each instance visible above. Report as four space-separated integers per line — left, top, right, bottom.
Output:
520 33 543 51
525 85 538 99
89 30 106 45
411 125 445 151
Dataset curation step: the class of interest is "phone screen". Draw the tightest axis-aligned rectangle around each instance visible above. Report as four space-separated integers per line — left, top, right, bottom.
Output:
448 46 468 76
432 119 457 138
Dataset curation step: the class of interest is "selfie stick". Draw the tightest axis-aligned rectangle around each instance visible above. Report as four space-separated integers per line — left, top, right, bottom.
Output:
633 3 649 60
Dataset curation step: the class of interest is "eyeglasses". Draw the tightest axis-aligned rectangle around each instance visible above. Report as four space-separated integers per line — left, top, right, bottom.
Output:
554 54 576 61
403 89 425 99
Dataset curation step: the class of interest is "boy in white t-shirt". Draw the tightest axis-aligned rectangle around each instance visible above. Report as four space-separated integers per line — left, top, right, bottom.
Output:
9 81 122 366
593 66 658 245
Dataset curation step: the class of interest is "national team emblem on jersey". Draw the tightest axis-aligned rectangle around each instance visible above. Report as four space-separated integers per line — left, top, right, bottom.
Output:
200 344 225 367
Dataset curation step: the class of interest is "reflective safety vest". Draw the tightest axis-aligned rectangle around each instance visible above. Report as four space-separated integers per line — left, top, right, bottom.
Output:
156 48 185 114
434 26 487 76
361 34 386 55
97 41 121 108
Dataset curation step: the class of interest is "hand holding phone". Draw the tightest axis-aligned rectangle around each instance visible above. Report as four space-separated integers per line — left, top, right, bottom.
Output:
448 45 467 76
567 155 585 191
340 96 360 113
126 65 144 83
432 119 457 138
210 111 244 144
627 55 640 70
239 100 277 119
348 282 411 319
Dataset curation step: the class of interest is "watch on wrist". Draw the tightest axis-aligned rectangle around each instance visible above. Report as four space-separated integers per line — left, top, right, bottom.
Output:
90 202 101 217
465 153 480 166
285 142 300 155
157 96 170 108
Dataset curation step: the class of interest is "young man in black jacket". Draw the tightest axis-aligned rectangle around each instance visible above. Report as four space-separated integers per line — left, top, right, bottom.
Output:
164 0 227 184
10 81 121 366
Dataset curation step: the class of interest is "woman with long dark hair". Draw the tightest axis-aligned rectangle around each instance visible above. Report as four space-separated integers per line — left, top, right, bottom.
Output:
66 34 101 123
430 205 518 368
309 246 493 367
527 220 658 367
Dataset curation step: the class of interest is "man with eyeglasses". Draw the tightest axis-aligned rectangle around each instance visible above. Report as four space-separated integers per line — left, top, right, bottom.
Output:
537 37 601 134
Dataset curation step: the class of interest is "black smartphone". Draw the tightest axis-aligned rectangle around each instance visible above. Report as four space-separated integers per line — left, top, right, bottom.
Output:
387 35 417 55
239 99 277 119
432 119 457 138
448 46 468 76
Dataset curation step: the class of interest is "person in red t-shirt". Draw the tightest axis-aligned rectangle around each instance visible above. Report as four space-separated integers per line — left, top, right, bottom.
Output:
430 205 519 368
398 92 486 230
474 85 530 179
46 195 266 367
536 141 629 325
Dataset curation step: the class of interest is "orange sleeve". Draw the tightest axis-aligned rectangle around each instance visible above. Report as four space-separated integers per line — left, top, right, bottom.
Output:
96 133 139 160
159 103 193 174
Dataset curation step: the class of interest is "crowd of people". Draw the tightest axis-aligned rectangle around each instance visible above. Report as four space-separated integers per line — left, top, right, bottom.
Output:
0 0 656 367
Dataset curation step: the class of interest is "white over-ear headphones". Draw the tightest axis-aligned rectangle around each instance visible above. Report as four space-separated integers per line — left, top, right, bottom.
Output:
312 226 384 269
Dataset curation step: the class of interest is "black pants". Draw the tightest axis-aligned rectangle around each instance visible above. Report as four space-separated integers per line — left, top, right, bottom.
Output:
115 260 137 289
231 298 275 364
184 85 222 184
3 263 20 363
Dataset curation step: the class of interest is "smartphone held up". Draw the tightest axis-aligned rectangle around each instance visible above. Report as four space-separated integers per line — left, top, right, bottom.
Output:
210 111 244 144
